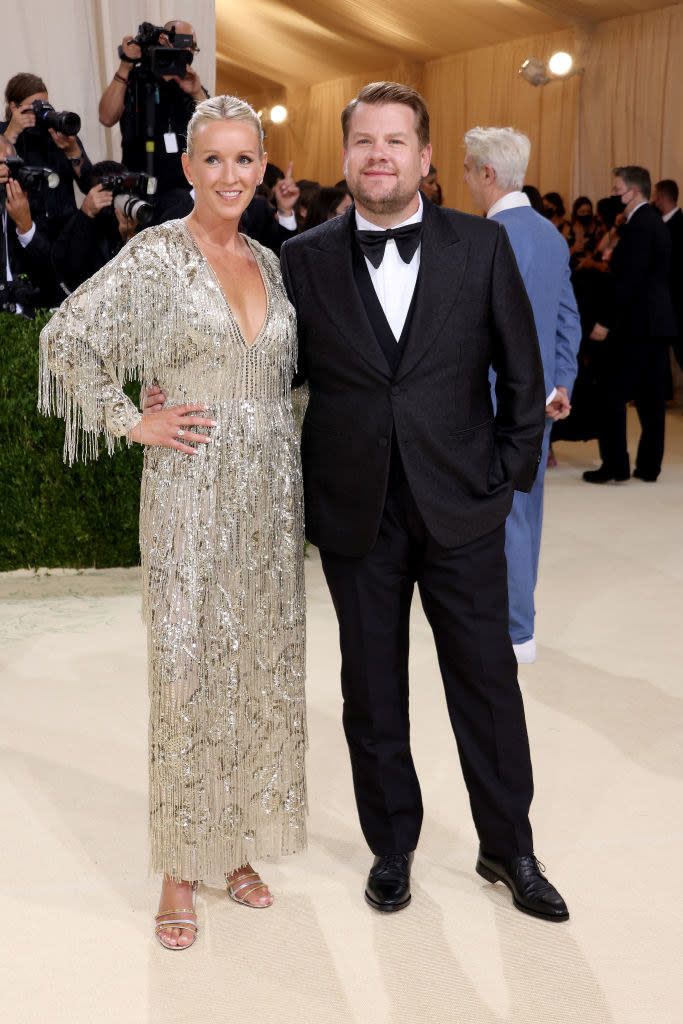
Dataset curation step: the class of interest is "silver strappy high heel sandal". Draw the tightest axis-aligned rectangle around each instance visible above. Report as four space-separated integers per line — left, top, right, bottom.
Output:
226 865 274 908
154 881 199 950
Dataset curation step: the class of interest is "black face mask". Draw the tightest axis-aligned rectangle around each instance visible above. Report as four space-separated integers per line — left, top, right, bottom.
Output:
576 214 593 225
543 207 556 219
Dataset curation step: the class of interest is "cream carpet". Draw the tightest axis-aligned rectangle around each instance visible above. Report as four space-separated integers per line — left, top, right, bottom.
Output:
2 408 682 1024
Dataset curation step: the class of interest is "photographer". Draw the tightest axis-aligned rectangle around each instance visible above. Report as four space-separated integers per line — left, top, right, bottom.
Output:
52 161 149 292
99 19 208 210
1 73 92 241
0 135 59 314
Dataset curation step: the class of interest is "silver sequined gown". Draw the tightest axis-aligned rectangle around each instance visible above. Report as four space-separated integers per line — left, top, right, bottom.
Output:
39 221 307 880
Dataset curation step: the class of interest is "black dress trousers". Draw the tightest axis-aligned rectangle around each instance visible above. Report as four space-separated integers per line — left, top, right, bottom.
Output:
320 451 535 859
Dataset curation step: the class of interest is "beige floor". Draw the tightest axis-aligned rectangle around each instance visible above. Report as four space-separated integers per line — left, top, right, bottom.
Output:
2 408 682 1024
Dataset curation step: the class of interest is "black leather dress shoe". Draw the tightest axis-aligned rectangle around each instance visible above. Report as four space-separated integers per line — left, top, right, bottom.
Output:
476 850 569 922
633 468 658 482
582 467 629 484
365 853 413 912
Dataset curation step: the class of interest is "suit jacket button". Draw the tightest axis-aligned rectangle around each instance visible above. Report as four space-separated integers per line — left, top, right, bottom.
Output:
378 437 388 448
391 385 401 395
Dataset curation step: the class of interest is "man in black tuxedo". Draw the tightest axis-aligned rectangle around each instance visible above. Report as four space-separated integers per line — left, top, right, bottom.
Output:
280 82 568 921
584 166 677 484
653 178 683 371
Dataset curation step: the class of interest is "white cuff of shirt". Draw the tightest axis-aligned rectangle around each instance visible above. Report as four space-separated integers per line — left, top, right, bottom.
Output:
545 387 557 406
277 211 297 231
17 222 36 247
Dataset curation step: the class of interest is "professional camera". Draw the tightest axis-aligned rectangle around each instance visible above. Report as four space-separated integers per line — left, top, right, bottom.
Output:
126 22 195 79
0 276 41 314
31 99 81 137
2 156 59 192
97 171 157 226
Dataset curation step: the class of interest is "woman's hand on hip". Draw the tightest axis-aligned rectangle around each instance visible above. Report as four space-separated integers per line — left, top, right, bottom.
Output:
127 404 216 454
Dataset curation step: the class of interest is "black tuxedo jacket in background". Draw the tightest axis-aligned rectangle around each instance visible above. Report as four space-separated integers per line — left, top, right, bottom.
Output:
281 201 545 557
608 202 677 339
664 207 683 334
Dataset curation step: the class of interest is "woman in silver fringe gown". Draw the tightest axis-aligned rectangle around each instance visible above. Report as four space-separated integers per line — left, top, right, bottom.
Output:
39 96 307 949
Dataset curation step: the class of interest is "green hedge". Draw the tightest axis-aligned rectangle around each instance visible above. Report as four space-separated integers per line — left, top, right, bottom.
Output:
0 311 143 570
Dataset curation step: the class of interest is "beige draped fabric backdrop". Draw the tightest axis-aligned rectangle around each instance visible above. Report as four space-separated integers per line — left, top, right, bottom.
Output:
4 0 216 171
263 3 683 214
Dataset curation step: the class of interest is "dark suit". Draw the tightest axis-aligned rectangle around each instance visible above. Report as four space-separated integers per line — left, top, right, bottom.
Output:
664 207 683 368
599 203 677 479
281 201 546 858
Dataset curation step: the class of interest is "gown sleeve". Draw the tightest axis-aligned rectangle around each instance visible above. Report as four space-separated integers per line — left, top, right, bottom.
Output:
38 229 162 464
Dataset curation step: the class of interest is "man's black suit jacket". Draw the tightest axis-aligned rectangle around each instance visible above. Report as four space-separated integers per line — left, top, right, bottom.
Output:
608 202 677 339
280 201 545 557
664 207 683 333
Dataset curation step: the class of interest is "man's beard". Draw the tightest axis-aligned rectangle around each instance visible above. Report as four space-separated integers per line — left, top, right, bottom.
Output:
349 171 421 216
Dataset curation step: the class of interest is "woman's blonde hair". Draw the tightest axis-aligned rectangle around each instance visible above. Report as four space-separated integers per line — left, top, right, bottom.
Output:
186 95 264 158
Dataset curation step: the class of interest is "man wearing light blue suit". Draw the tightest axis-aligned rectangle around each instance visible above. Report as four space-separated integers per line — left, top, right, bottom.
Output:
463 127 581 663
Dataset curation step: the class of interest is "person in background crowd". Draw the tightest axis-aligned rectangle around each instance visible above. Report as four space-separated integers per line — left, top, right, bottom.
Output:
584 165 677 484
568 196 596 269
294 178 321 230
522 184 544 214
653 178 683 371
51 161 140 294
1 73 92 241
420 163 442 205
280 81 568 922
542 191 571 240
463 126 581 664
552 196 622 445
0 134 59 313
301 185 352 230
98 20 208 219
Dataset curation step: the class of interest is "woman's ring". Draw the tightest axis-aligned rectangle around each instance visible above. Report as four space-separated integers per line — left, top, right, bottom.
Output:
177 428 185 438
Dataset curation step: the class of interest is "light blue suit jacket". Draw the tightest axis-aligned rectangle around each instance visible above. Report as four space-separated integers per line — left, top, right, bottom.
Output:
490 205 581 399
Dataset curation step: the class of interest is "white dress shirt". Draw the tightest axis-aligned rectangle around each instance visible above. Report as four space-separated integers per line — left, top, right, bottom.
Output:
662 206 680 223
355 193 423 341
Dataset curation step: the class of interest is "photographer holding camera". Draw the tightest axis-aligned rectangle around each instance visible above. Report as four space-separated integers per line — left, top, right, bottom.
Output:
99 19 208 214
0 135 60 314
52 161 153 292
1 73 92 241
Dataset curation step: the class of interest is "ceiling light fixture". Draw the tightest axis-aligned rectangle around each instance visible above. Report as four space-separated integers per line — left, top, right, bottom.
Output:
519 52 579 86
548 51 573 76
270 105 287 124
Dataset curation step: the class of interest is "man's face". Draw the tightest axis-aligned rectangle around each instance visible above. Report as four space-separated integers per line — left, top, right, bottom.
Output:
612 176 634 208
343 102 431 218
463 153 488 210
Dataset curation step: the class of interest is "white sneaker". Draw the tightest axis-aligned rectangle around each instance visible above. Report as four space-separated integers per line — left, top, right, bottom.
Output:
513 638 537 664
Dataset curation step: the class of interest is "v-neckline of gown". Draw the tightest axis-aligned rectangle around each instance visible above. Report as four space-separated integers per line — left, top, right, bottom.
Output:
180 220 270 349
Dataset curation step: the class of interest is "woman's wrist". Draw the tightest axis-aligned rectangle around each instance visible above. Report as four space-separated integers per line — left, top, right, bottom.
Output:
127 416 144 443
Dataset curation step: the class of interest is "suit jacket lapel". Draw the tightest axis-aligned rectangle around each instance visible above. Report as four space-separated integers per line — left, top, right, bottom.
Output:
301 209 391 379
396 201 469 381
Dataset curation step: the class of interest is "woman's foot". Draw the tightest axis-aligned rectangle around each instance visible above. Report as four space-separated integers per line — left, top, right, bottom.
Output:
155 877 198 949
226 863 274 908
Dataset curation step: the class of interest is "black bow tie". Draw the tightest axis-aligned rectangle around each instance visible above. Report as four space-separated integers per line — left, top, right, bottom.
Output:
355 222 423 268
